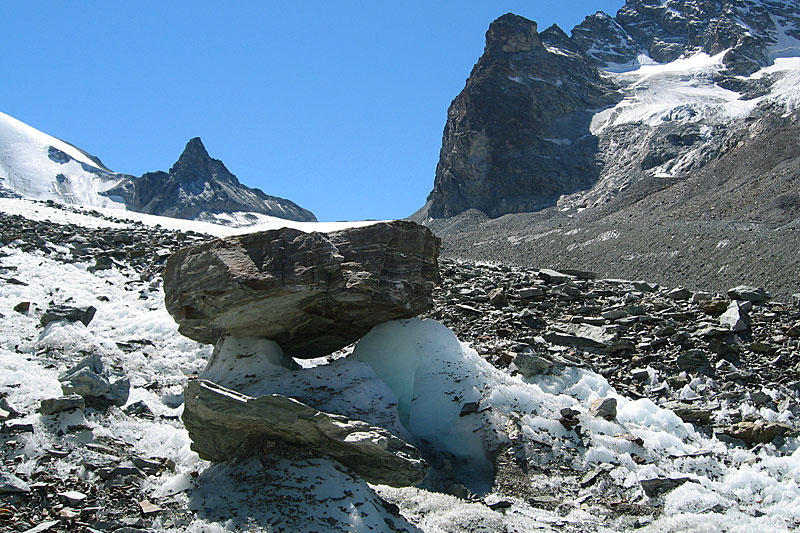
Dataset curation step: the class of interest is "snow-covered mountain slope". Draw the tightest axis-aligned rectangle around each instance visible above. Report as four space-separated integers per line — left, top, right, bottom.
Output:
556 52 800 211
0 111 126 208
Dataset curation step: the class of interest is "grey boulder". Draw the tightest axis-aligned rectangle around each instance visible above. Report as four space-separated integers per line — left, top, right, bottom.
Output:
727 285 770 303
719 301 750 332
542 323 617 351
183 379 428 487
41 304 96 328
0 471 30 494
163 221 440 357
59 354 130 407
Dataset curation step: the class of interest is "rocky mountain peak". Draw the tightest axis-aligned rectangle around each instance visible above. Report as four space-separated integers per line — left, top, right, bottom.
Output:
175 137 210 165
170 137 223 181
425 12 621 219
485 13 541 54
103 138 317 222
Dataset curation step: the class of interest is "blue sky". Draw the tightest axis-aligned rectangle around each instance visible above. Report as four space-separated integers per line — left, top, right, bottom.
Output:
1 1 623 221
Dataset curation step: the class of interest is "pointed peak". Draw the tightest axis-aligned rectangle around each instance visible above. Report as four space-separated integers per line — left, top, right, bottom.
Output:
182 137 209 158
168 137 218 176
173 137 214 171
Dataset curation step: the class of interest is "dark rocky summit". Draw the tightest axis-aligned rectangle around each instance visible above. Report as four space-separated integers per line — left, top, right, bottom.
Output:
105 137 316 223
425 14 620 219
163 220 440 356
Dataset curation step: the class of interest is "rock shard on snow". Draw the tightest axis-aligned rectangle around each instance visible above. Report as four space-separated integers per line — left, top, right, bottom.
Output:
182 379 428 487
163 220 440 357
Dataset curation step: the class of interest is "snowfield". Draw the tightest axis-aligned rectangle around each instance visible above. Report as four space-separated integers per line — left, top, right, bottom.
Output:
0 111 125 208
592 53 800 135
1 197 800 531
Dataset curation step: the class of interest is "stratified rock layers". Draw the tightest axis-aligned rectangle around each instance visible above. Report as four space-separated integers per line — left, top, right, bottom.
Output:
163 221 440 357
183 380 428 487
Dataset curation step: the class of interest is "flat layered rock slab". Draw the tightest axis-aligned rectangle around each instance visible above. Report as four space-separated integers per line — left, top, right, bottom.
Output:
163 221 440 357
542 323 617 350
182 379 428 487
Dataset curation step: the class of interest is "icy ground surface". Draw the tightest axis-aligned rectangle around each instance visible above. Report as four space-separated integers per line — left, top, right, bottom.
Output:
2 204 800 531
0 196 380 236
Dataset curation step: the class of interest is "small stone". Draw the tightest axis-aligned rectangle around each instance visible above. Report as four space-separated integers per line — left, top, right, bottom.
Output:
701 300 729 316
640 477 694 497
4 422 34 434
459 402 479 417
750 341 775 355
38 395 85 415
57 490 87 507
632 281 658 292
513 352 555 376
561 269 596 280
446 483 469 499
538 269 574 284
667 287 692 300
749 391 772 406
40 304 96 328
22 521 60 533
721 420 791 445
487 499 513 511
122 400 154 419
488 287 508 308
631 368 650 382
96 464 143 480
676 350 710 372
137 500 162 515
719 301 750 332
580 467 605 488
690 291 712 303
0 471 30 494
455 304 482 316
518 287 545 299
663 401 714 424
589 397 617 420
13 301 30 314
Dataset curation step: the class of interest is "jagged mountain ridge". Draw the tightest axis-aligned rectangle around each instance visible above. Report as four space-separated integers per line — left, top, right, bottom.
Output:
422 0 800 221
572 0 800 74
0 111 316 224
105 137 317 223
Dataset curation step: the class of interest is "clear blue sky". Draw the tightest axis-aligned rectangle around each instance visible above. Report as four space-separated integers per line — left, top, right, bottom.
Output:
1 1 623 221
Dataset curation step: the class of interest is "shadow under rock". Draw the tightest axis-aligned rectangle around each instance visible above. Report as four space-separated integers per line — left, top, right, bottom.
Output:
186 450 422 533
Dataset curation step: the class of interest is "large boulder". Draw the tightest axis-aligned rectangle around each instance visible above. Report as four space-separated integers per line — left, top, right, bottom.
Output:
163 221 440 357
183 379 428 487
